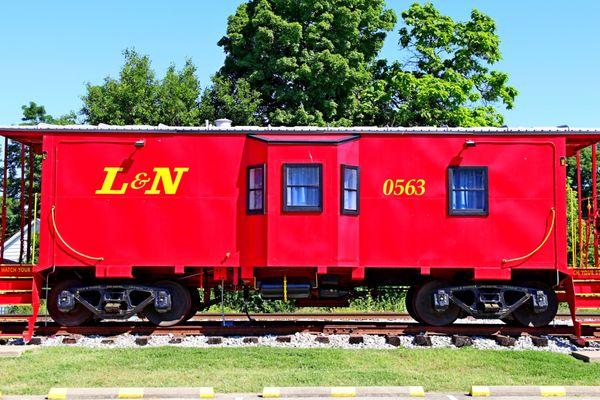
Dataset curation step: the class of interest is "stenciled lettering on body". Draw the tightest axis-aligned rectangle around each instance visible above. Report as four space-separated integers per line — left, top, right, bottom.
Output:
95 167 189 195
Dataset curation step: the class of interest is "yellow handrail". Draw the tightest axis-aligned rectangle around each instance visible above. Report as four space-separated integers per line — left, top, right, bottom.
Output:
30 193 38 265
569 188 576 267
51 205 104 262
502 207 555 265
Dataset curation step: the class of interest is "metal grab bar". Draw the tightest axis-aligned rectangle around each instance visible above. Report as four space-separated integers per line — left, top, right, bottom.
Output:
50 205 104 262
502 207 555 265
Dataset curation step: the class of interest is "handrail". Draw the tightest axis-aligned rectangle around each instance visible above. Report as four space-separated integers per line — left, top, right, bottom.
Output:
50 205 104 262
502 207 555 265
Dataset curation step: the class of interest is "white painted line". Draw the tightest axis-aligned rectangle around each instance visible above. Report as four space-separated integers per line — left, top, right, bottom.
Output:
447 395 458 400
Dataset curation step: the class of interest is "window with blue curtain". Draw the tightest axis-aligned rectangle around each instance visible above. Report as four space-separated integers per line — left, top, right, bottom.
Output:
448 166 488 216
247 165 265 214
341 165 359 215
283 164 322 212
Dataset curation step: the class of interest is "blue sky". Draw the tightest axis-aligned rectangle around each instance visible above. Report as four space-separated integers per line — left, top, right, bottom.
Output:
1 1 599 127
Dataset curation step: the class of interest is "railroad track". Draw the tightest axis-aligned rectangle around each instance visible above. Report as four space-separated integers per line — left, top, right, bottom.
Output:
1 312 597 339
3 311 591 322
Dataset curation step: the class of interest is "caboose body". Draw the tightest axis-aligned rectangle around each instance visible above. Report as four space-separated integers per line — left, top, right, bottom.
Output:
1 124 599 338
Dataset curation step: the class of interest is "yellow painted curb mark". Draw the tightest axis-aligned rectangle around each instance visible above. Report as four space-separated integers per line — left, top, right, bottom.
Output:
48 387 68 400
199 387 215 398
470 386 490 397
540 386 566 397
262 387 280 398
330 387 356 397
408 386 425 397
118 387 144 399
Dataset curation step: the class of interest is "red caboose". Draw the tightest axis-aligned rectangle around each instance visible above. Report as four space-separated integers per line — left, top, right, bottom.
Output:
1 123 599 338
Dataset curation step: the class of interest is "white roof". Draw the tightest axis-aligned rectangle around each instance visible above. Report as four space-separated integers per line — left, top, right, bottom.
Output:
0 123 599 135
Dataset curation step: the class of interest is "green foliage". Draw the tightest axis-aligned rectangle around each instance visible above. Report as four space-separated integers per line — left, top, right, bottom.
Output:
198 76 262 126
348 287 407 312
208 0 397 126
81 49 202 126
567 180 599 268
378 3 517 127
220 289 296 313
567 146 595 199
0 103 74 257
203 1 515 127
217 286 406 313
21 101 77 126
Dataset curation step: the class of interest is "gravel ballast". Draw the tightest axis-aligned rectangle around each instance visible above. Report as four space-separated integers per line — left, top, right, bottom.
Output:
31 332 600 354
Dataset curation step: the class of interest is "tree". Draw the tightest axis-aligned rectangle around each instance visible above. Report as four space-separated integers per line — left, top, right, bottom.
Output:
379 3 517 127
198 76 262 126
0 102 75 262
20 101 77 126
207 0 397 126
81 49 202 126
12 102 76 201
567 146 599 202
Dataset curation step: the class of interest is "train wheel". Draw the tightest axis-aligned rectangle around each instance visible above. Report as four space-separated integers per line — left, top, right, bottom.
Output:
144 281 191 327
184 287 201 322
47 279 94 327
405 286 421 323
413 280 460 326
512 282 558 327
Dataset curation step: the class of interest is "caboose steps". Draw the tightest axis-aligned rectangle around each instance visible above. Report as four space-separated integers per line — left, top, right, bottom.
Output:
566 274 600 340
0 277 33 304
0 266 40 341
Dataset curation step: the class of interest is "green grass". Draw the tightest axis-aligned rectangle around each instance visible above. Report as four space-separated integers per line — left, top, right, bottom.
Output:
1 347 600 395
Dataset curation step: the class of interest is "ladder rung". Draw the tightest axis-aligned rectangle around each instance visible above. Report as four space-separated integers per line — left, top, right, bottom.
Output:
0 290 32 294
579 322 600 326
0 292 32 304
576 293 600 298
0 280 32 291
0 276 33 279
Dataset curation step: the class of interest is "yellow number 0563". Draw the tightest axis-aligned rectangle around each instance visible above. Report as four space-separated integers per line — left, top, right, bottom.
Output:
382 178 426 196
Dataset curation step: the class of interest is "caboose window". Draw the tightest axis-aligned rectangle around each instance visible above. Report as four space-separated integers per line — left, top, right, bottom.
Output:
283 164 322 212
247 165 265 214
448 166 488 216
341 165 359 215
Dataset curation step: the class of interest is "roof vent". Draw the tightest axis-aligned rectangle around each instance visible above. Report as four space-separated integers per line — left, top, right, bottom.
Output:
215 118 232 128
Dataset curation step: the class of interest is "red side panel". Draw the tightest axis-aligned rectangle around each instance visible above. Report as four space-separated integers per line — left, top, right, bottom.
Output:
39 134 247 273
33 131 567 282
359 136 566 273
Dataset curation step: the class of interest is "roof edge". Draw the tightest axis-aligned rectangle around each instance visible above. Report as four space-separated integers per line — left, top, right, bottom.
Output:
1 123 600 135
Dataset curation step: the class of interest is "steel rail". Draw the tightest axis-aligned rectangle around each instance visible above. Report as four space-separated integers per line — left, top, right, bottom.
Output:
1 311 594 322
0 319 587 338
1 311 599 338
